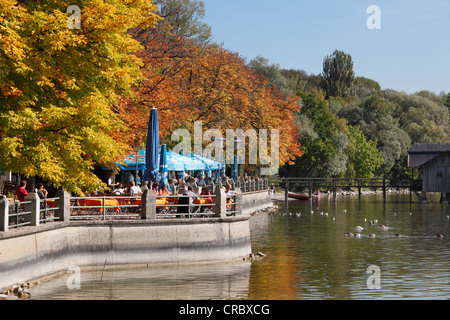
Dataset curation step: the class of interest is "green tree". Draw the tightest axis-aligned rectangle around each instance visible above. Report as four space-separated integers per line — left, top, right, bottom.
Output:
0 0 160 194
322 49 355 98
249 56 291 96
338 93 411 174
154 0 211 43
346 125 383 178
288 92 338 177
383 90 448 143
445 93 450 110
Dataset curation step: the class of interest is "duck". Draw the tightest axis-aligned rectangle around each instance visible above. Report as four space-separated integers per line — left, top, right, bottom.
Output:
369 233 376 238
355 226 364 232
378 224 389 231
435 234 447 238
354 233 361 238
395 234 402 237
345 232 354 237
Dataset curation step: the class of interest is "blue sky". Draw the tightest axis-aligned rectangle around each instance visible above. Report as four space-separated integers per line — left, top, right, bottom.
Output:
202 0 450 94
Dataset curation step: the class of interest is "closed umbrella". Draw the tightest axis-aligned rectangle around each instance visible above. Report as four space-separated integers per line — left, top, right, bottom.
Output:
221 152 226 178
233 154 238 180
143 107 161 186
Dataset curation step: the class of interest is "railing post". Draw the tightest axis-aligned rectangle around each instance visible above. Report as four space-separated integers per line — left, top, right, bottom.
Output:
25 193 40 226
234 188 242 216
0 195 9 232
212 186 227 218
308 179 312 200
141 189 156 220
284 178 288 204
333 179 337 201
358 179 362 200
102 196 106 220
55 189 71 222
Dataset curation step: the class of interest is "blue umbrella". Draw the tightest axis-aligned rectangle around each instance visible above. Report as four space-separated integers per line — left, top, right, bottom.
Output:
159 144 171 193
143 107 161 183
102 150 146 171
206 152 213 183
221 152 226 177
232 154 238 180
187 153 220 170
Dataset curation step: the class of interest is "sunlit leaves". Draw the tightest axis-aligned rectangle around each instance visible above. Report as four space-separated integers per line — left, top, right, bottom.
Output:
0 0 160 194
115 26 302 166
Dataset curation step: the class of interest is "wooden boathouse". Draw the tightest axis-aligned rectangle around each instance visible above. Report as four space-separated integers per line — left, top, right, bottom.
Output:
408 143 450 203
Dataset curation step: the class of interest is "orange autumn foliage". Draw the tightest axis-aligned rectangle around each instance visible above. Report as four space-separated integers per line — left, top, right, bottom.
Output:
113 26 303 166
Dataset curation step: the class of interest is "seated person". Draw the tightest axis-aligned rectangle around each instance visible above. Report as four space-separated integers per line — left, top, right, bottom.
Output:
225 184 237 195
129 181 141 196
36 183 48 199
15 180 28 202
158 184 170 196
177 184 197 214
152 182 159 194
199 187 213 212
111 183 126 195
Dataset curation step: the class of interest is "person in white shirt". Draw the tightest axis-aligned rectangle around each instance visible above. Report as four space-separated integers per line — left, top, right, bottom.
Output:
111 182 126 195
128 181 141 196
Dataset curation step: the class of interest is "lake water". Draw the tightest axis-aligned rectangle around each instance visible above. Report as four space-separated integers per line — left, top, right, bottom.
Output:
27 194 449 300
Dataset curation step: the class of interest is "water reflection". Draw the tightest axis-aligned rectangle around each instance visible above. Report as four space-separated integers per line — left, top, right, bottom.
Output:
28 194 449 300
29 262 251 300
249 194 450 300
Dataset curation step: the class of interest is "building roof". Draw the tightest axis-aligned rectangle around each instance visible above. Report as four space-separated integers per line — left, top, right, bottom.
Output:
408 143 450 168
409 143 450 153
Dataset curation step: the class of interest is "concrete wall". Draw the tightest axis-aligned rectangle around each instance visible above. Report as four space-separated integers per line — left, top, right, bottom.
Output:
0 217 251 290
241 190 273 216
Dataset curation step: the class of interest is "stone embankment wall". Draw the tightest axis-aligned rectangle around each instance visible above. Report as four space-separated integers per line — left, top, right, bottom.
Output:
0 217 251 290
0 190 273 291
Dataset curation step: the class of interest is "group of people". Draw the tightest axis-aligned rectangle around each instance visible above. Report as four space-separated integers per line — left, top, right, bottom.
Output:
15 180 49 202
106 170 240 214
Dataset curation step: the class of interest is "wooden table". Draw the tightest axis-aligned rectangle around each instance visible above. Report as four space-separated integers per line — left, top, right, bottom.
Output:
84 198 120 212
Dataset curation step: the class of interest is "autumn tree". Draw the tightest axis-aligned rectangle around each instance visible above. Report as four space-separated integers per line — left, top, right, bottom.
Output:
0 0 160 194
154 0 212 42
115 25 302 170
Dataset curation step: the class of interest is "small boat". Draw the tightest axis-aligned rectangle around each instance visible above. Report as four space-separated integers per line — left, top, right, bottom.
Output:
288 192 309 200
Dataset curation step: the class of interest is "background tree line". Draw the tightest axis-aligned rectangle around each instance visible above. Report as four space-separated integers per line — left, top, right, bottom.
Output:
250 51 449 180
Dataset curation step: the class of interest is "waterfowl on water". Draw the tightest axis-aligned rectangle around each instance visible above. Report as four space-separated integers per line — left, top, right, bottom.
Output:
355 226 364 232
354 233 361 238
369 233 376 238
345 232 354 237
395 234 402 237
435 234 447 238
378 225 389 231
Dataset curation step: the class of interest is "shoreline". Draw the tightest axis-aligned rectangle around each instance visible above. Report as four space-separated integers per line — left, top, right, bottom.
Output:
270 187 411 202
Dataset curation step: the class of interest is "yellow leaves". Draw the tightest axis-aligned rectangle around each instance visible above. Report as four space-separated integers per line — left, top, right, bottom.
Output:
0 1 160 194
